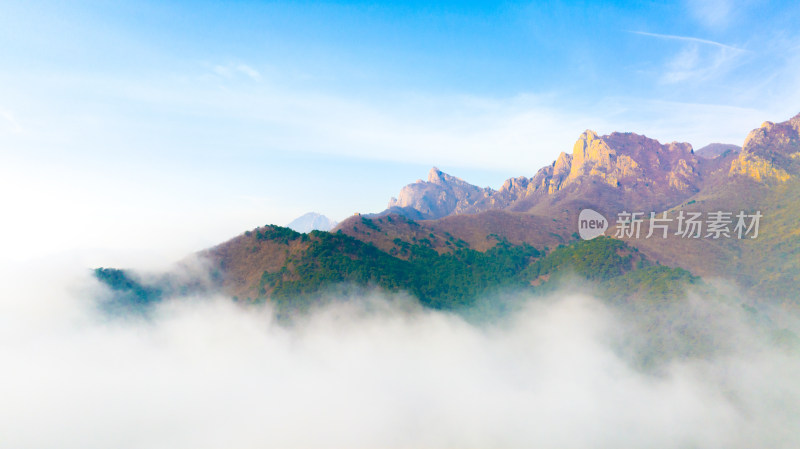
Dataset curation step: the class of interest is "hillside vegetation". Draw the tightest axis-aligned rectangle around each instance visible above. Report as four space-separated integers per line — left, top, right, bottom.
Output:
97 226 699 313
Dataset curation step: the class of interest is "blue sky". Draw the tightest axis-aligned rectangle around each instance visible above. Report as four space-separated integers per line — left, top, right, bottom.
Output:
2 0 800 266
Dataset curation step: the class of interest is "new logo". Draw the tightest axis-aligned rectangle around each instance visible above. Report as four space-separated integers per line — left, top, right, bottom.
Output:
578 209 608 240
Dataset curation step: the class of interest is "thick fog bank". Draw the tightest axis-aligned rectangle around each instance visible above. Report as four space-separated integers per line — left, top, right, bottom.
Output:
1 264 798 449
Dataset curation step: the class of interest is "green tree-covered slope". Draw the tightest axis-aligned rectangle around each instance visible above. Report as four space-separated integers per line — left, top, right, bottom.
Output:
95 226 699 312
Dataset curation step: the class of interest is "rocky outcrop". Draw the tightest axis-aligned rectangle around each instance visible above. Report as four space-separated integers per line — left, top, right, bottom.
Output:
387 167 494 219
548 151 573 193
566 130 630 186
729 115 800 182
742 116 800 157
488 131 703 209
729 155 790 182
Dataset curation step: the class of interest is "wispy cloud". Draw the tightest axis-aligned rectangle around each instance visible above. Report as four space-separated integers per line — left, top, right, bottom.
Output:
630 30 747 84
629 30 746 52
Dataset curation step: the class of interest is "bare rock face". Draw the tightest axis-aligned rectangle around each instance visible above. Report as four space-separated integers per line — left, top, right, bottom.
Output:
742 115 800 157
388 132 709 219
489 131 703 209
548 152 573 193
729 114 800 182
567 130 622 185
384 113 800 220
729 155 790 182
387 167 494 219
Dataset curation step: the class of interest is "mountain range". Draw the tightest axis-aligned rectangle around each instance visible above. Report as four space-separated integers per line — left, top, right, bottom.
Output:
97 112 800 311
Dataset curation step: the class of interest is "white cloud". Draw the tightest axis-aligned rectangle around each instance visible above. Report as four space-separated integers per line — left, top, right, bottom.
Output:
1 263 799 449
630 30 746 52
662 44 742 84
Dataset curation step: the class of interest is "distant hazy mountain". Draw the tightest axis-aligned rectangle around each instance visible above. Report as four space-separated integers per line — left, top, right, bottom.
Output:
695 143 741 159
286 212 337 233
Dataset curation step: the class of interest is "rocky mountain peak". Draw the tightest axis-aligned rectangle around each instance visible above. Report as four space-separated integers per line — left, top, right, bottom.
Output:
580 129 600 141
485 130 705 214
742 116 800 157
731 113 800 183
571 130 613 174
387 168 494 219
383 112 800 221
553 152 572 177
563 131 699 191
428 166 445 184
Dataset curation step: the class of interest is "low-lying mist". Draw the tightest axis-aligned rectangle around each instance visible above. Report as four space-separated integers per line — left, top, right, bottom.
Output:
1 262 799 449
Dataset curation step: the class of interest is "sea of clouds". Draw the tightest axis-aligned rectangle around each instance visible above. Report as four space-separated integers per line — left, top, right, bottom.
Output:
1 260 799 449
